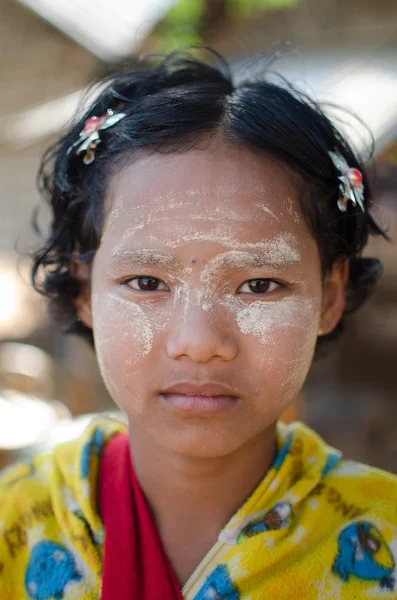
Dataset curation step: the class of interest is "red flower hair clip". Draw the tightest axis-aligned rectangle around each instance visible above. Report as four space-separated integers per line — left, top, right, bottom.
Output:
68 106 127 165
329 150 365 213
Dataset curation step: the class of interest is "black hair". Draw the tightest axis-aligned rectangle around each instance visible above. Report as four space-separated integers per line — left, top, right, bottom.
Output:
31 47 386 353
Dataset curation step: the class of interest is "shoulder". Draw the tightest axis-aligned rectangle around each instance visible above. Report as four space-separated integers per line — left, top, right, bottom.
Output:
307 458 397 544
283 421 397 525
282 421 397 511
0 414 127 597
321 458 397 508
0 412 128 508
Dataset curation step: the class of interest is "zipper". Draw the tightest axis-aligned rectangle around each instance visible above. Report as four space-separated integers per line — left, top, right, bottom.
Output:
181 539 230 598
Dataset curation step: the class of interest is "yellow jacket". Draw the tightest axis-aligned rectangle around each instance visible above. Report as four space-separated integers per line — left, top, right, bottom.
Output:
0 416 396 599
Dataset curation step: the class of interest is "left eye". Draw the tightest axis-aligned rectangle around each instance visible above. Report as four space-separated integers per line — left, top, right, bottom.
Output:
125 277 169 292
238 279 279 294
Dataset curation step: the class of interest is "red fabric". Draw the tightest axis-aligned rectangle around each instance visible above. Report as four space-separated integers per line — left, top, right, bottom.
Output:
99 432 184 600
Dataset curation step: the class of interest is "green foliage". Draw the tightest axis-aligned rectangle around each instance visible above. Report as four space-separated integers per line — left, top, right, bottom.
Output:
164 0 206 26
154 0 205 53
153 0 302 52
228 0 300 17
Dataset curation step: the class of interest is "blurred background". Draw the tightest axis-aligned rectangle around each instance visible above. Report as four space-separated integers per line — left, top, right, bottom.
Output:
0 0 396 471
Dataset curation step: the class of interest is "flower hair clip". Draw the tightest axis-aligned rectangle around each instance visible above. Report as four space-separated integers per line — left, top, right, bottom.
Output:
328 150 365 213
68 106 127 165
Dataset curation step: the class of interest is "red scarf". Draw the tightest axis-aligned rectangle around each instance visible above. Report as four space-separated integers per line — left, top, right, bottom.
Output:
99 433 184 600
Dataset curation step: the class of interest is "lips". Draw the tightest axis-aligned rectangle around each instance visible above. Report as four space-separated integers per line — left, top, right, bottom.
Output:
161 381 239 397
159 381 240 414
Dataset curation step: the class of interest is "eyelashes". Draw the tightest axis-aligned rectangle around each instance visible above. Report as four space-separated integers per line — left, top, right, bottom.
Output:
123 276 281 295
125 277 169 292
237 279 280 294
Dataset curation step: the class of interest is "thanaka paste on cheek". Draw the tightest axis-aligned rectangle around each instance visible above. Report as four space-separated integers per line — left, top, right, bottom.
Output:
221 295 315 345
92 293 154 394
194 244 319 392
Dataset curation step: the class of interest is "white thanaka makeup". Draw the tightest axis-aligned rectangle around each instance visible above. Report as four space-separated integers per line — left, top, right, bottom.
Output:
109 233 301 305
220 295 315 346
144 226 303 258
252 202 280 222
110 222 286 261
102 220 145 244
110 236 299 277
199 238 301 285
93 293 154 378
106 231 303 322
102 234 315 353
97 256 318 403
148 198 279 225
279 335 317 390
284 196 302 224
102 183 286 244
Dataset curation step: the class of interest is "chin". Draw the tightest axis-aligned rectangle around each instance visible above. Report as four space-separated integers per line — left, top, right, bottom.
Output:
156 425 255 459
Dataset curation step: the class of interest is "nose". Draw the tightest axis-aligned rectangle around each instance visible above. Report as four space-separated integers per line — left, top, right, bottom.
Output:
165 298 238 364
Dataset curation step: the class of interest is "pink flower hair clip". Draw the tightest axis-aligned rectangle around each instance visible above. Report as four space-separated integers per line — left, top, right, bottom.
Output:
68 106 127 165
328 150 365 213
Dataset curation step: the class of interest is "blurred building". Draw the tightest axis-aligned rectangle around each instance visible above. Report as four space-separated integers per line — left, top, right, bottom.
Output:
0 0 396 468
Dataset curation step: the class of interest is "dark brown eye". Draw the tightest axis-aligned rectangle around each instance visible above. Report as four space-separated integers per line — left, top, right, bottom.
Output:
127 277 168 291
238 279 279 294
248 279 270 293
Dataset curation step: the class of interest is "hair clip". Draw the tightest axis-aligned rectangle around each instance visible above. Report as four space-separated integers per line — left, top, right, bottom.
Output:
328 150 365 213
68 107 127 165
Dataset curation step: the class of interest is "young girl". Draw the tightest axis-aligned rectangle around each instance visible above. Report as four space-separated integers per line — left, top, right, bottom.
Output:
1 49 396 600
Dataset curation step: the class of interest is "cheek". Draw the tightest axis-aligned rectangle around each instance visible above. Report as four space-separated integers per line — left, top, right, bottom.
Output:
92 293 154 394
222 295 320 393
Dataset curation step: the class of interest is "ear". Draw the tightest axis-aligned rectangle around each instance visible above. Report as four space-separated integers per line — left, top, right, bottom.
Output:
70 258 93 329
318 260 349 336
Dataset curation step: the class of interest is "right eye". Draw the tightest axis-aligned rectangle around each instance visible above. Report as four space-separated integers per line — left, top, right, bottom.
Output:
124 277 169 292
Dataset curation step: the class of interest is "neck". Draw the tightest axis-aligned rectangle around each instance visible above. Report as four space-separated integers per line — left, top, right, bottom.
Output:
128 422 277 539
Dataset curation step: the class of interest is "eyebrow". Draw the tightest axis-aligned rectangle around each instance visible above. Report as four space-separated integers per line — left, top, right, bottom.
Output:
226 255 280 269
109 248 299 272
110 249 176 267
206 251 299 271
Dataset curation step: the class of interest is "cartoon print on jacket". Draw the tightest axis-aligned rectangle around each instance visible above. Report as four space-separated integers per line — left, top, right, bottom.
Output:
25 540 82 600
195 564 239 600
237 502 292 543
332 521 395 590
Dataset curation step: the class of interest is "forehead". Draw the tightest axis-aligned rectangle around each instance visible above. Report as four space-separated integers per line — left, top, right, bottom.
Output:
101 141 310 250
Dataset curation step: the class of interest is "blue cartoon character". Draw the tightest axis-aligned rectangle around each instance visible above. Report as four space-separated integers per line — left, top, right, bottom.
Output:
237 502 292 543
25 540 82 599
195 564 239 600
332 521 395 590
80 428 105 478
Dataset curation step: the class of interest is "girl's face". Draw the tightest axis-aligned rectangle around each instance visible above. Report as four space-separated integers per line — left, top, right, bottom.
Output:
79 140 344 458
